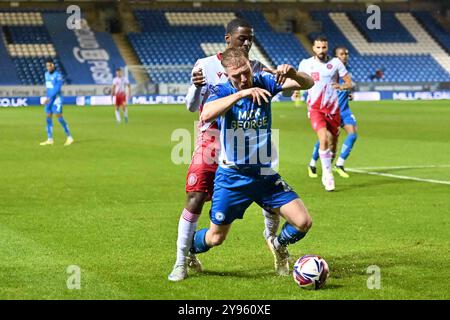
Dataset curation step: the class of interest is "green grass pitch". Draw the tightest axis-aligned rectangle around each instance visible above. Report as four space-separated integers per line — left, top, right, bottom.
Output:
0 100 449 300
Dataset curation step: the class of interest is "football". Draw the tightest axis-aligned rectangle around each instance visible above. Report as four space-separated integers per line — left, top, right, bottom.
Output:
293 255 329 290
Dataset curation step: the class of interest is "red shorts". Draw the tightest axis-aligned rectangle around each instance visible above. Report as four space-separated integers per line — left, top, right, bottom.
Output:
185 153 218 201
185 131 219 201
115 92 126 106
309 109 341 137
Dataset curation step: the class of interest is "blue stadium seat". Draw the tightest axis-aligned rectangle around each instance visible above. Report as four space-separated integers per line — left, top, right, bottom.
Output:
12 57 67 85
413 11 450 53
309 11 450 83
129 10 312 83
7 26 52 44
348 11 416 43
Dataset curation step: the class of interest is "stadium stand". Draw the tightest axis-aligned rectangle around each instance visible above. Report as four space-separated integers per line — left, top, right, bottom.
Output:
0 28 20 85
128 9 449 85
128 10 311 83
347 11 417 43
413 11 450 53
0 11 64 85
0 10 127 85
0 7 448 85
7 26 53 44
309 11 450 83
238 10 311 67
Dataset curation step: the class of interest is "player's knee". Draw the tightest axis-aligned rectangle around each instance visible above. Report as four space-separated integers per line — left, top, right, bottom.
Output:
304 217 313 232
185 192 207 214
318 135 327 145
293 215 312 233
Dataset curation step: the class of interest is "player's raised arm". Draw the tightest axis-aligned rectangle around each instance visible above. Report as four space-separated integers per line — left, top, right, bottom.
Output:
264 65 314 91
201 87 271 123
185 61 207 112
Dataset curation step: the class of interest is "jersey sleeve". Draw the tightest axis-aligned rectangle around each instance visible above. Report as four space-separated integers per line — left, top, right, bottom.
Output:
298 59 307 73
337 60 348 78
205 84 230 104
257 72 283 96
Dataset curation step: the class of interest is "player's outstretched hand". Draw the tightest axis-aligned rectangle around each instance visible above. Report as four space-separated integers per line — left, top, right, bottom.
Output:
264 64 296 86
192 68 206 87
240 87 272 106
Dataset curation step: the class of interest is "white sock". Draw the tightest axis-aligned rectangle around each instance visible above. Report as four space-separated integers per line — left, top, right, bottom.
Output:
263 209 280 239
123 109 128 120
319 149 332 174
175 208 200 266
115 110 121 122
336 157 345 167
309 159 317 167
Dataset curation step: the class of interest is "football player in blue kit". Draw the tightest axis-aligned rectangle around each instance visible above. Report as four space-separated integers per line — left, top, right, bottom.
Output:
190 48 315 276
40 58 74 146
308 46 357 178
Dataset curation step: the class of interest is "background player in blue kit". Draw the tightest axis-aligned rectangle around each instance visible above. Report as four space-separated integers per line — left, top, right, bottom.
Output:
40 58 74 146
190 48 314 276
308 46 356 178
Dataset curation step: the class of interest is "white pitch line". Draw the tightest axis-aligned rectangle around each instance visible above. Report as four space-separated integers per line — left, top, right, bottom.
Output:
346 168 450 186
351 165 450 170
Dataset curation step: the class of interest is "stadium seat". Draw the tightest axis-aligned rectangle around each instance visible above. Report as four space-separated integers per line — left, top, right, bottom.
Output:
309 11 450 83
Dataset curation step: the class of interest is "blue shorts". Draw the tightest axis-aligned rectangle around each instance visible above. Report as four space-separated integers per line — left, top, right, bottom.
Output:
340 110 357 127
210 167 299 225
45 97 63 114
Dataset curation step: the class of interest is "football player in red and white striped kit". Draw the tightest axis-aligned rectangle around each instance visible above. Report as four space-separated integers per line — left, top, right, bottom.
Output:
169 18 286 281
298 35 353 191
111 68 131 124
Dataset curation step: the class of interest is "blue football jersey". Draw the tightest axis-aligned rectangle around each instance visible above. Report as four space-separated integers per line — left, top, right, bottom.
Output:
45 70 63 104
206 72 283 173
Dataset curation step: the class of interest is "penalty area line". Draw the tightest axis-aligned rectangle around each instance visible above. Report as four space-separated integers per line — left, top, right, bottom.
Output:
346 168 450 186
350 165 450 170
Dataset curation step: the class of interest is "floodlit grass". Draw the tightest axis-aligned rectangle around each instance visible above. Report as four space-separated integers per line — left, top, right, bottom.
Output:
0 100 449 299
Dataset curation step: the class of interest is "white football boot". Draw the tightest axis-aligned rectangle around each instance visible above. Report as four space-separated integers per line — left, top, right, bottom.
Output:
168 264 188 282
267 236 290 276
322 172 335 192
64 136 74 146
39 139 54 146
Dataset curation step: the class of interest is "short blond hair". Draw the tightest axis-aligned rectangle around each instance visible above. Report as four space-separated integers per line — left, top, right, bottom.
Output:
221 47 249 69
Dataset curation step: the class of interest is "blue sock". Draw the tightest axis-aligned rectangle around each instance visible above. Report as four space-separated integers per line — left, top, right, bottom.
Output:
312 141 320 162
46 117 53 139
191 228 211 254
58 117 71 137
339 133 357 160
277 222 307 246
